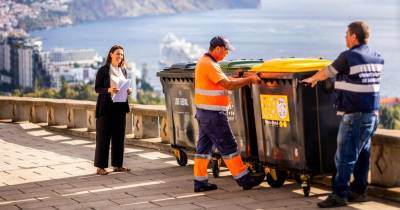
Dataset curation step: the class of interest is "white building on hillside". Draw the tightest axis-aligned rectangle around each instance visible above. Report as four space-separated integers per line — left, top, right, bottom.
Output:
49 48 100 65
0 40 11 73
18 46 33 89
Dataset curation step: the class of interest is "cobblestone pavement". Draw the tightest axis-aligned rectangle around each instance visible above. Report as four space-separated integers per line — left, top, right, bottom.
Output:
0 122 399 210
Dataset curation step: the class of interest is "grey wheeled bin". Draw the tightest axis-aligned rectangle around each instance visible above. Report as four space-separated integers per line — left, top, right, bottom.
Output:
212 59 264 177
157 63 197 166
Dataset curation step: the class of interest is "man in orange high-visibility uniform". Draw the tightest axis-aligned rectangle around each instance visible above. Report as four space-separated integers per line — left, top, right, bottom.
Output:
193 36 265 192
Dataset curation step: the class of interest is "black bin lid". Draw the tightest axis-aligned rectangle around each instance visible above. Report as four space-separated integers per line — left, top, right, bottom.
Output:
163 62 196 72
157 62 196 78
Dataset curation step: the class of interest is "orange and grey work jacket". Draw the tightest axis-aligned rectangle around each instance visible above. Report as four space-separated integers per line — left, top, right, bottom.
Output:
194 53 229 111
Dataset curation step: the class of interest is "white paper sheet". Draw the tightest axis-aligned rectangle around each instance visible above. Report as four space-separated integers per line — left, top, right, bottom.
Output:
112 79 131 102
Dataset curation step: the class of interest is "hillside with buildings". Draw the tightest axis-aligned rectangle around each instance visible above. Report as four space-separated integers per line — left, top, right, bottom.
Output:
1 0 260 32
69 0 260 23
0 0 259 99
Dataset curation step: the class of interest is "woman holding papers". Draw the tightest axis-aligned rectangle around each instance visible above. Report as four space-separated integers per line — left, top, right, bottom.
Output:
94 45 132 175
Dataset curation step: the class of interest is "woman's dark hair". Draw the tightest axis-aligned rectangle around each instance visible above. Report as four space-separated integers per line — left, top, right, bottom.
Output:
105 45 126 68
348 21 369 44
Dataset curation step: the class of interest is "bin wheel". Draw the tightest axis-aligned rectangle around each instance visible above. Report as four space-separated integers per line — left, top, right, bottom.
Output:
303 185 310 197
245 162 256 173
174 149 188 166
266 169 287 188
211 156 222 178
300 175 311 197
294 174 302 184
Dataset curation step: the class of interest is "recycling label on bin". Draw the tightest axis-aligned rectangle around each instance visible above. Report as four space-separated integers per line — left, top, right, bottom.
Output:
171 88 191 112
227 92 235 121
260 94 290 127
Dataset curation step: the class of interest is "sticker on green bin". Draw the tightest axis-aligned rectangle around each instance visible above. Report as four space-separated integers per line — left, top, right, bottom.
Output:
260 94 290 127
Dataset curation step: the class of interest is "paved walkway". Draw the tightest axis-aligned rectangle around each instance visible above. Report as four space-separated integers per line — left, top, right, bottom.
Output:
0 122 399 210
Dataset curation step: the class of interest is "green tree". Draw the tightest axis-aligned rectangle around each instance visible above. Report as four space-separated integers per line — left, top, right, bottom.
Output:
136 90 164 105
140 80 154 92
379 105 400 129
58 77 69 98
41 88 58 98
13 89 23 97
75 84 97 101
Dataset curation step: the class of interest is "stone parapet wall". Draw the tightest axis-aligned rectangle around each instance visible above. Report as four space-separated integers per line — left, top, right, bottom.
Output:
0 96 168 143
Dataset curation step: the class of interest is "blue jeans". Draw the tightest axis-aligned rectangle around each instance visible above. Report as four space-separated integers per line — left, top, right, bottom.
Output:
333 112 378 198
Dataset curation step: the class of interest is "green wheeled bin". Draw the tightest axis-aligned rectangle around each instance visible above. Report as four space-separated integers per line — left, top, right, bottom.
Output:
157 59 264 179
216 59 264 177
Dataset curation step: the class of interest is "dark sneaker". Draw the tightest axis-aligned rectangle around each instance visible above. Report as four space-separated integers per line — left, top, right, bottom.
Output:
317 194 347 208
194 182 218 192
242 173 265 190
348 191 367 202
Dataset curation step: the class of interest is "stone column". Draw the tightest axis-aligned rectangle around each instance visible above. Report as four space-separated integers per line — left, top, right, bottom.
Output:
31 102 48 123
67 107 87 128
133 113 160 139
48 103 68 126
160 114 170 144
12 100 32 122
125 111 134 135
86 109 96 132
371 131 400 187
0 100 14 120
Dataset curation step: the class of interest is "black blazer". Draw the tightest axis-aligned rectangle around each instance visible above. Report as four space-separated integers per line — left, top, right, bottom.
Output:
95 64 130 118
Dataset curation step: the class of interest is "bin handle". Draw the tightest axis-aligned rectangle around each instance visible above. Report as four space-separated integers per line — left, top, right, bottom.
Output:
299 78 335 91
300 80 312 87
255 73 262 84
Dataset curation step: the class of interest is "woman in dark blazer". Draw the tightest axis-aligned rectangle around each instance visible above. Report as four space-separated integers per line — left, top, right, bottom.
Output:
94 45 131 175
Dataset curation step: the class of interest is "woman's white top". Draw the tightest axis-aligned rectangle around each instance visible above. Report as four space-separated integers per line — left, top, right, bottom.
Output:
109 64 126 98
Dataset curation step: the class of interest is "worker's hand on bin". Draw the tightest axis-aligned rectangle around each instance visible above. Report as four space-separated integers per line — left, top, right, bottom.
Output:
108 87 119 93
301 77 318 88
301 68 329 88
231 70 244 78
248 74 261 84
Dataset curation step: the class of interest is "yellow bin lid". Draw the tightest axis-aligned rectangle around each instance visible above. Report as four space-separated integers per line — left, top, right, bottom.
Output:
250 58 332 73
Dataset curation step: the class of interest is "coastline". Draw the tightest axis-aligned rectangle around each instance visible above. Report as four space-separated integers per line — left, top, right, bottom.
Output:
2 0 261 33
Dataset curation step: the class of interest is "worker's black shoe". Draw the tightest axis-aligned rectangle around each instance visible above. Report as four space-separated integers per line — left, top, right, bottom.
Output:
241 173 265 190
194 181 218 192
347 191 367 202
317 194 347 208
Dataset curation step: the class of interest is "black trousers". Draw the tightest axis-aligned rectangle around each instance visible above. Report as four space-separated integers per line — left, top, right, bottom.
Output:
94 103 126 168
